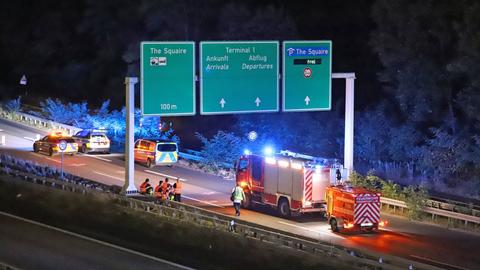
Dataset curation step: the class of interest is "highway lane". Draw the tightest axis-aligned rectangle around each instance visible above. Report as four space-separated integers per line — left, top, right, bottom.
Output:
0 118 49 150
0 212 191 270
1 119 479 269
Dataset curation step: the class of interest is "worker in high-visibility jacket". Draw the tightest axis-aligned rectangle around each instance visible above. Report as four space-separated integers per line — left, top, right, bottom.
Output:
231 182 245 216
154 180 164 200
140 178 153 195
173 178 182 202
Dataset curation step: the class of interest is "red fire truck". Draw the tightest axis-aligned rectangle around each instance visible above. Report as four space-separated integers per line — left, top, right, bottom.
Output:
235 151 339 217
235 151 386 232
326 185 385 232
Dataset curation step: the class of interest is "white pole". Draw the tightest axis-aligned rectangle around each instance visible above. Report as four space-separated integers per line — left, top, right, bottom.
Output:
36 134 41 141
1 135 5 145
61 152 64 180
122 77 139 196
344 76 355 178
332 73 356 179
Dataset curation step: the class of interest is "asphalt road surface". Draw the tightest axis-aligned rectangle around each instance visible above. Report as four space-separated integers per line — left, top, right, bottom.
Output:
0 212 192 270
1 117 479 270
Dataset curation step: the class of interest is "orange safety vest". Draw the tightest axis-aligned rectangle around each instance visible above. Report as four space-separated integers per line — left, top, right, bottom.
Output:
140 182 149 193
174 182 182 194
154 185 162 197
161 182 169 193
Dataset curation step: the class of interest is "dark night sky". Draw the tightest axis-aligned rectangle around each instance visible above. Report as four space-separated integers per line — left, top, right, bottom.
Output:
0 0 380 108
0 0 382 142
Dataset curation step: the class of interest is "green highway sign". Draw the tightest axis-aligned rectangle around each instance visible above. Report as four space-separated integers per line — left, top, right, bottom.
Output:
200 41 279 115
141 42 195 116
283 41 332 111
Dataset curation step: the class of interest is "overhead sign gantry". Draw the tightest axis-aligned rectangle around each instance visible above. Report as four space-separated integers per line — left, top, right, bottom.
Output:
141 41 195 116
283 40 332 111
200 41 279 114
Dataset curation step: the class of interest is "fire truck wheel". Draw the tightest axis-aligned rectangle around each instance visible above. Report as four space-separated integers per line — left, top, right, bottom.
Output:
48 148 54 157
242 193 252 209
330 218 339 232
81 144 87 153
278 198 291 217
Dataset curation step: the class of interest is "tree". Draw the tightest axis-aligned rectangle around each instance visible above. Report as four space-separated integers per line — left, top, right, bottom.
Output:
40 98 89 127
370 0 480 186
217 2 298 40
4 96 22 112
196 131 245 171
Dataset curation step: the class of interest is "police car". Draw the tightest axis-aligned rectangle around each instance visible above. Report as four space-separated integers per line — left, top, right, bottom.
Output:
73 129 110 154
33 132 78 156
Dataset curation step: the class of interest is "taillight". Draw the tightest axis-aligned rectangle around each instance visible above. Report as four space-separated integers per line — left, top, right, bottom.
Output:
344 222 354 229
379 220 388 227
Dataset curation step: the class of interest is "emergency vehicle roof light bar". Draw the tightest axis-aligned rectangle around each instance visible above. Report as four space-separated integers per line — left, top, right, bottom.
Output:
279 150 315 160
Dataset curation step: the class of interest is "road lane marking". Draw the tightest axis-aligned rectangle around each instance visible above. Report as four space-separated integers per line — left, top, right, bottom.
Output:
182 195 224 208
409 255 469 270
93 171 124 182
86 155 112 162
0 211 195 270
277 221 346 240
144 170 188 182
105 153 123 157
203 191 218 195
45 157 61 163
23 137 36 141
68 163 86 167
116 170 125 174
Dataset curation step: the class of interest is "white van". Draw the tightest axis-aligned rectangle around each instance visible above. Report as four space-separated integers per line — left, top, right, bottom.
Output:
134 139 178 167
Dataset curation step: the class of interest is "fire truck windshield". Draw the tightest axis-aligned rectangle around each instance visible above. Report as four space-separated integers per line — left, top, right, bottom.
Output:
238 159 248 171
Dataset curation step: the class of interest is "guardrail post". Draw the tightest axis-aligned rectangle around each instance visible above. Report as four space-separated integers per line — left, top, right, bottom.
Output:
0 135 4 145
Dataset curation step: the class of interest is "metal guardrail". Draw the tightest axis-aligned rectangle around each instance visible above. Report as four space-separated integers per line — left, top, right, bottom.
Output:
0 108 81 136
381 197 480 227
0 262 20 270
0 167 441 270
178 151 233 169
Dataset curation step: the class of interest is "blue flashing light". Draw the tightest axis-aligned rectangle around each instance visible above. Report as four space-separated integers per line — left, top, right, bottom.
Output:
244 149 251 155
263 146 274 156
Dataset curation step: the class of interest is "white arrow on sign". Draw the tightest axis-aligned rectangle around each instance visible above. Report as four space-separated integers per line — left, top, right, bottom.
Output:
219 98 226 108
305 96 311 106
255 97 261 107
